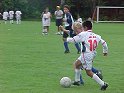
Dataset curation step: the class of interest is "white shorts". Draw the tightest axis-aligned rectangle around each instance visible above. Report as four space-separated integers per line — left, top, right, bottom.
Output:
9 16 14 20
3 17 7 20
78 52 94 70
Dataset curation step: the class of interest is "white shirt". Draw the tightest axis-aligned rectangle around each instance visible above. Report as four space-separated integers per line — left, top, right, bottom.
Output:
67 30 108 53
15 11 22 18
42 12 51 26
77 18 83 24
9 11 14 18
54 10 63 19
3 12 8 19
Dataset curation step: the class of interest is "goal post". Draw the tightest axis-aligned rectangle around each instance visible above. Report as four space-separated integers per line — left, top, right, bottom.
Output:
95 6 124 23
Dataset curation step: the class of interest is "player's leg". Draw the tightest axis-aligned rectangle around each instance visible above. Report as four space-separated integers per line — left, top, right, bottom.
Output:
72 59 83 86
63 37 70 53
16 18 18 24
44 26 48 35
55 19 61 35
86 70 108 90
19 18 21 24
92 67 103 80
75 43 80 54
84 53 108 90
70 31 80 54
63 27 70 53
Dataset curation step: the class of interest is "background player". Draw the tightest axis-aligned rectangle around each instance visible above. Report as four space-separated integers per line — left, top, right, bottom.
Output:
15 10 22 24
66 21 108 90
9 10 14 24
54 5 63 35
3 10 8 24
62 5 80 54
41 7 51 35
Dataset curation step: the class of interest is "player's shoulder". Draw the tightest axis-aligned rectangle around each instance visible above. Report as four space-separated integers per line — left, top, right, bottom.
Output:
66 12 71 16
93 33 102 39
78 31 86 37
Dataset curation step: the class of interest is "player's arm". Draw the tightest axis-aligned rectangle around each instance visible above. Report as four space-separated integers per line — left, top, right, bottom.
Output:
59 25 69 33
63 13 72 25
67 34 82 43
100 38 108 56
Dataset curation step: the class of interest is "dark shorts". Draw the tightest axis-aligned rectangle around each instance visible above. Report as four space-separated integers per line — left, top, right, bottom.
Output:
63 26 76 38
56 19 62 26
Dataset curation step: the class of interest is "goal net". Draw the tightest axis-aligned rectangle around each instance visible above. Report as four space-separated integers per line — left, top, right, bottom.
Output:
93 6 124 23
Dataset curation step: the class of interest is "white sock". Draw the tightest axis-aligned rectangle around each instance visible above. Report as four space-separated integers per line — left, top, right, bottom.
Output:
75 69 81 82
92 74 104 86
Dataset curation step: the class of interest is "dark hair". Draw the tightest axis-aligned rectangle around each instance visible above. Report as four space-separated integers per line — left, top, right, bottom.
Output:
82 21 92 30
64 5 70 10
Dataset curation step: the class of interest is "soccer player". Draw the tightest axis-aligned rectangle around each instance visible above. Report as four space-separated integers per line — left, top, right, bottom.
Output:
62 5 80 54
15 10 22 24
42 7 51 35
76 15 83 24
54 6 63 35
61 21 109 90
3 10 9 24
9 10 14 24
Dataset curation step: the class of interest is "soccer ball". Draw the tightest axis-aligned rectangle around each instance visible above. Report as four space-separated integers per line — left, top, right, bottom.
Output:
60 77 72 88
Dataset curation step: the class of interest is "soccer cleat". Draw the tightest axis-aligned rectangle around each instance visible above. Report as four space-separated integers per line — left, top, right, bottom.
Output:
96 70 103 80
64 50 70 54
72 81 81 86
101 82 108 90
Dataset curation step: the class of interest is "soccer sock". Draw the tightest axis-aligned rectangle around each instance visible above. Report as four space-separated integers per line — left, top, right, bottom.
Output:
64 42 69 51
92 74 104 86
80 74 84 83
12 20 13 23
75 69 81 82
92 67 98 73
75 43 80 51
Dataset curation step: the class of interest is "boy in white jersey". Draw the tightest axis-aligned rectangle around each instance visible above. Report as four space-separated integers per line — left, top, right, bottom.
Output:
15 10 22 24
9 10 14 24
54 6 63 35
61 21 108 90
3 10 9 24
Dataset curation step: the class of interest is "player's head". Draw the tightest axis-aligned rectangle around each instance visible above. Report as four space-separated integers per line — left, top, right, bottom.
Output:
82 21 92 31
56 6 60 10
63 5 70 13
72 22 83 34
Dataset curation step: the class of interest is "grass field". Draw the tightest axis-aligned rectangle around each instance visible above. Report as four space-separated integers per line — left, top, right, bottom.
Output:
0 21 124 93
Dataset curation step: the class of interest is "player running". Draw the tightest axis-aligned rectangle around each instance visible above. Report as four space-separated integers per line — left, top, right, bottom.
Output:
61 21 108 90
62 5 80 54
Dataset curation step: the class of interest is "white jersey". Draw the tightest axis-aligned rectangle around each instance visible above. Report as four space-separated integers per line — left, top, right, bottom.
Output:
67 30 108 70
3 11 8 20
77 18 83 24
54 10 63 19
67 30 108 53
15 11 22 19
42 12 51 26
9 11 14 19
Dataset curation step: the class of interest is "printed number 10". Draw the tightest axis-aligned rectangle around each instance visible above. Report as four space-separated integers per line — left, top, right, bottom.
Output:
88 39 97 51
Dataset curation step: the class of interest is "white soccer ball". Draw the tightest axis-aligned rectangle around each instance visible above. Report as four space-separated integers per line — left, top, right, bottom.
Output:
60 77 72 88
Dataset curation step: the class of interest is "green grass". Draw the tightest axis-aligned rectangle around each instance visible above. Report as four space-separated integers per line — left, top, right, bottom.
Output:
0 21 124 93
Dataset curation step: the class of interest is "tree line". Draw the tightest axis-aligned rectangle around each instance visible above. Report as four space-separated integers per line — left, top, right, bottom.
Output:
0 0 123 20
